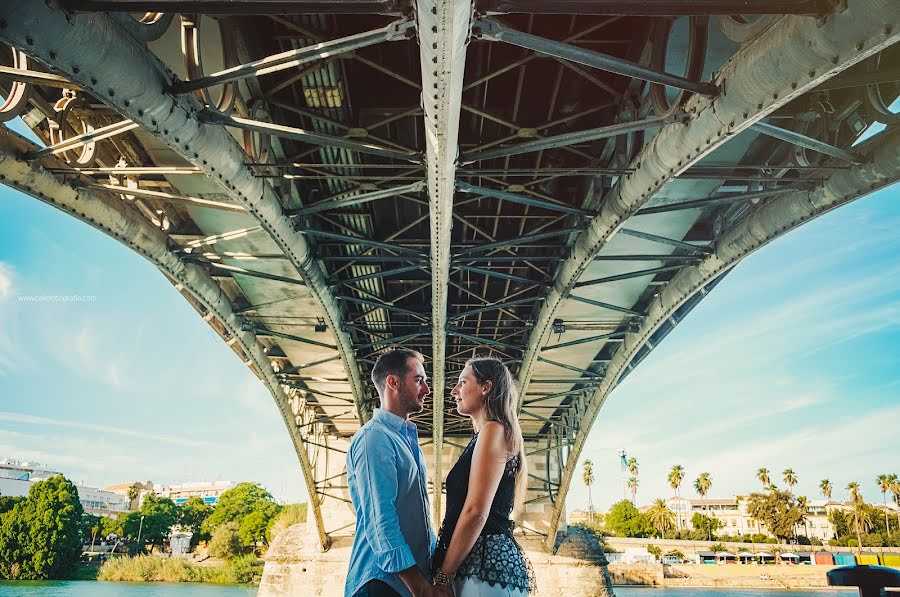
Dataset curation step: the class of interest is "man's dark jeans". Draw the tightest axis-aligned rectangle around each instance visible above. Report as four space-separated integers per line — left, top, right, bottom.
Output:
354 578 402 597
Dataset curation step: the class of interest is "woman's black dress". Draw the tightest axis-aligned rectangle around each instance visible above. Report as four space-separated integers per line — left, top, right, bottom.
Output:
431 433 536 592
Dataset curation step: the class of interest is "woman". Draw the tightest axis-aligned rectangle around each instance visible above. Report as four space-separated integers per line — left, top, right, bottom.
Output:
431 356 536 596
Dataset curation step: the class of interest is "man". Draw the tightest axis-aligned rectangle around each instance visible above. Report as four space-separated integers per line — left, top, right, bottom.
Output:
345 348 444 597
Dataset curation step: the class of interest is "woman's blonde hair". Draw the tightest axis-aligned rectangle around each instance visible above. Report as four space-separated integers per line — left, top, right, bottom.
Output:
466 356 527 512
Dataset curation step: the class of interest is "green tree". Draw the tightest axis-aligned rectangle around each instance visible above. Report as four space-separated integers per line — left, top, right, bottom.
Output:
746 489 806 542
783 469 798 494
605 499 654 538
268 503 307 543
877 474 895 535
0 495 24 515
668 465 685 497
136 493 178 550
890 476 900 531
582 459 595 523
627 476 639 504
690 513 721 540
626 457 639 478
208 522 244 560
846 483 870 551
178 496 213 546
819 479 833 500
202 483 281 550
693 472 712 538
0 475 84 580
647 498 676 537
668 464 686 529
756 468 771 489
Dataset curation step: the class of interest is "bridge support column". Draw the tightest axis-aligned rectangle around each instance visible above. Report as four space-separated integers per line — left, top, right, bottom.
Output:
259 434 354 597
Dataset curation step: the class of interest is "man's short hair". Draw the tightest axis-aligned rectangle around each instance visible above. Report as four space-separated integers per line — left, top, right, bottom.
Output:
371 348 424 397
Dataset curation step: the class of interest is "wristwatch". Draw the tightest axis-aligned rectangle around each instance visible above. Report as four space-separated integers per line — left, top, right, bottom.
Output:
434 568 456 586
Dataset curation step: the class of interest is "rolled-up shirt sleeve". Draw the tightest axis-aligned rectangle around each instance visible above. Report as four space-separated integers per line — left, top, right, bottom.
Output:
350 430 416 573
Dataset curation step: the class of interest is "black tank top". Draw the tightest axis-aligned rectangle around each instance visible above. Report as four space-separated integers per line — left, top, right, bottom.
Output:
432 433 535 592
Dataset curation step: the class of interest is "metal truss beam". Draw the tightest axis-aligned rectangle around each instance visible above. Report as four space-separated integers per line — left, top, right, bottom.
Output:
619 228 713 254
454 227 581 256
201 260 307 286
92 184 247 212
476 18 716 95
478 0 834 15
546 126 900 552
0 128 334 551
450 296 540 321
172 18 413 93
542 331 625 351
635 186 802 215
241 324 339 350
574 264 686 287
454 264 546 285
0 5 369 549
569 294 643 317
292 182 426 216
59 0 406 13
24 119 138 160
516 0 900 478
302 229 426 256
459 114 678 163
750 121 861 163
200 111 421 163
418 0 473 525
332 265 425 286
456 181 592 216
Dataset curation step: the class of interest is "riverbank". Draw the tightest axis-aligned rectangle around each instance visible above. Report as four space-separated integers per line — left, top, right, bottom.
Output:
96 555 262 585
607 562 900 589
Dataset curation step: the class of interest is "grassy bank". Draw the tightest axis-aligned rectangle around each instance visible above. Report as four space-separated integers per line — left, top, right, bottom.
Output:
97 554 262 584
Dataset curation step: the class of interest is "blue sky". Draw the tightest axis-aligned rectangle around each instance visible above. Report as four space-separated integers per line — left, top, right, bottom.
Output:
1 120 898 512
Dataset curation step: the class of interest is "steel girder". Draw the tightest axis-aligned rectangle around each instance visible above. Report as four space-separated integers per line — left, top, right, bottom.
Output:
0 127 333 549
417 0 473 524
543 126 900 551
0 5 368 441
516 0 900 413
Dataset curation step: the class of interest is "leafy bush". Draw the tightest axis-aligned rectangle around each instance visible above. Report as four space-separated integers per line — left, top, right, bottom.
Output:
97 554 261 584
208 522 244 560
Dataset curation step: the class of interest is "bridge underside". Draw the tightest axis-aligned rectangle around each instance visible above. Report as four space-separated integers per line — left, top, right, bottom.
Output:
1 0 898 551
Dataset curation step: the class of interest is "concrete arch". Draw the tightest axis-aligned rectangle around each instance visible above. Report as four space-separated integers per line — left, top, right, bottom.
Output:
544 126 900 551
0 127 333 550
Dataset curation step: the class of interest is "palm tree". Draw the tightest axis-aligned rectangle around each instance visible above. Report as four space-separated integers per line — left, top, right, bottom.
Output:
756 468 771 489
797 495 809 541
846 482 866 550
647 498 676 537
819 479 833 501
694 472 712 539
627 457 639 478
876 474 895 535
628 476 639 504
891 476 900 531
783 469 798 495
668 465 686 529
582 459 595 524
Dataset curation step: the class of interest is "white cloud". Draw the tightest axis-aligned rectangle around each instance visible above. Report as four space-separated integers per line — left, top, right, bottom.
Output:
0 262 12 299
0 411 223 449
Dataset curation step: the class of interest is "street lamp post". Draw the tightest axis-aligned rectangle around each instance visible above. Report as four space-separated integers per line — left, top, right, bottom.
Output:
136 515 145 552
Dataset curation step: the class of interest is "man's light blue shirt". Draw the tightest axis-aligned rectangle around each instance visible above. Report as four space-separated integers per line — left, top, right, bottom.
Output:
344 408 437 597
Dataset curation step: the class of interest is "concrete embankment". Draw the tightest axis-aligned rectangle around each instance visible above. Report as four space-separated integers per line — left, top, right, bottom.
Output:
608 562 847 589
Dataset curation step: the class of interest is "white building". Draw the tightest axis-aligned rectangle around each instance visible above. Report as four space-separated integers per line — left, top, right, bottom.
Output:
0 458 129 517
155 481 237 506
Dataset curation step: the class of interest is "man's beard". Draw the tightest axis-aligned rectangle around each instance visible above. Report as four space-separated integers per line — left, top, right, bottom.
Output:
399 382 424 415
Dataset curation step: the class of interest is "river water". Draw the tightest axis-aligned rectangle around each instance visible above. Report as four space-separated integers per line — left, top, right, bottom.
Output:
0 583 863 596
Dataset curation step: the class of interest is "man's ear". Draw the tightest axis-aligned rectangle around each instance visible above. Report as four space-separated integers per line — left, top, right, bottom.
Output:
386 373 399 391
